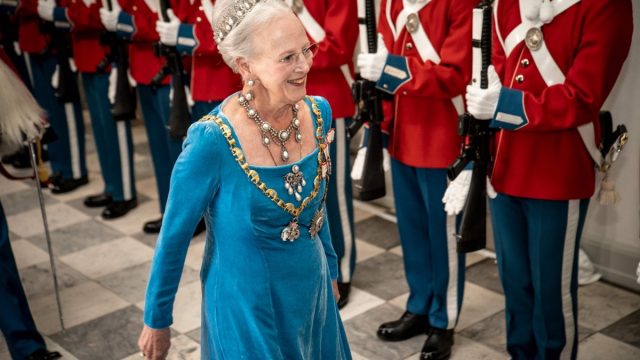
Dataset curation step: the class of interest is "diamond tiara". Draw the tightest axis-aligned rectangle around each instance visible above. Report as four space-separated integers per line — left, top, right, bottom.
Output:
214 0 261 44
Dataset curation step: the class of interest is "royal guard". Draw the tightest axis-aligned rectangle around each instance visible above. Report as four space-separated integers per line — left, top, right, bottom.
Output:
285 0 358 308
38 0 138 218
18 0 89 193
155 0 242 121
457 0 633 358
100 0 182 233
357 0 475 358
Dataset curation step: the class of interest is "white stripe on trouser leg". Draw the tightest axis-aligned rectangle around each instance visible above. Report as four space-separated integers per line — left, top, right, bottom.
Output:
24 53 35 88
336 119 354 282
445 214 459 329
117 122 132 200
64 103 81 179
560 200 579 360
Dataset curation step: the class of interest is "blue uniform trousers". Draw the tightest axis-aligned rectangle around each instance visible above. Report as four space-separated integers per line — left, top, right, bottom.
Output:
191 100 221 122
25 53 87 180
137 84 182 213
326 118 356 283
0 202 46 359
391 158 465 330
490 193 588 360
81 72 136 201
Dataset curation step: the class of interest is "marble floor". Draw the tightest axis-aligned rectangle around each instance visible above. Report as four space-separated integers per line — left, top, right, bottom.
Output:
1 118 640 360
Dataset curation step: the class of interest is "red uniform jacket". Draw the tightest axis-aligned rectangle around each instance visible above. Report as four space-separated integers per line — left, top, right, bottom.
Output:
116 0 169 85
376 0 474 168
55 0 110 73
17 0 50 54
173 0 241 102
489 0 633 200
290 0 358 119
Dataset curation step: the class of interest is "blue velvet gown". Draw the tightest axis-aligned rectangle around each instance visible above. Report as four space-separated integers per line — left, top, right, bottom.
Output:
143 96 352 359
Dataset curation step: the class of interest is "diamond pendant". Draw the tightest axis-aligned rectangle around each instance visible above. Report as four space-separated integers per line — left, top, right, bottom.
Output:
281 218 300 242
284 164 305 201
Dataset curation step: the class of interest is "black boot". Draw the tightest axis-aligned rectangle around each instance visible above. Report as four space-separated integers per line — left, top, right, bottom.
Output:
25 349 62 360
420 327 454 360
10 146 33 169
143 217 163 234
2 151 20 164
102 198 138 219
377 311 430 341
49 175 89 194
84 193 113 207
337 282 350 309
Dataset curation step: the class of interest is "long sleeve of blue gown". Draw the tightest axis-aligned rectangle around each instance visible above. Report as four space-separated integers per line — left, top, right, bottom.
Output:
315 97 339 281
143 122 221 329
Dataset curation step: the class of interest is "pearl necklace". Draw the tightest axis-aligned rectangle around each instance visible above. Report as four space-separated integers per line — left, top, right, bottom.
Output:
237 92 302 163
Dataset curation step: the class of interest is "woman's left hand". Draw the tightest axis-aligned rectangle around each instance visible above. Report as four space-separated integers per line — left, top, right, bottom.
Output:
332 280 340 303
138 325 171 360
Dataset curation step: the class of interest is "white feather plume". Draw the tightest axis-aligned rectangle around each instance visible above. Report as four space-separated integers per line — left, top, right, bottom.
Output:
0 59 46 156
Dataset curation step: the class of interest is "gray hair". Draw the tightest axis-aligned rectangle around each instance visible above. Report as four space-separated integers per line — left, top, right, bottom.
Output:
212 0 292 73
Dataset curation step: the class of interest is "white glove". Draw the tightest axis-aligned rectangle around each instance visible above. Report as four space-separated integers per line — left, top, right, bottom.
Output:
100 7 120 32
168 84 195 107
155 9 180 46
50 58 76 90
356 34 388 82
185 84 194 107
443 172 498 215
350 146 391 181
68 58 77 72
108 68 117 104
37 0 55 22
51 65 59 89
487 176 497 199
13 42 22 56
442 169 472 216
465 65 502 120
350 125 391 181
127 69 137 87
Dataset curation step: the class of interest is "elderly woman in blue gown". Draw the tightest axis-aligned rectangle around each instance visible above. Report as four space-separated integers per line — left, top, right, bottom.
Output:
136 0 352 359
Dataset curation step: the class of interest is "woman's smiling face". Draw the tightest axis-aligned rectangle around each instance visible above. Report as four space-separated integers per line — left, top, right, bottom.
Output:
243 12 314 106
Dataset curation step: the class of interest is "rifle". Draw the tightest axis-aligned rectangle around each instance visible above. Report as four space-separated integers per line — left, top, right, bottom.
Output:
42 6 79 103
154 0 191 139
348 0 385 201
104 0 137 121
447 0 493 253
